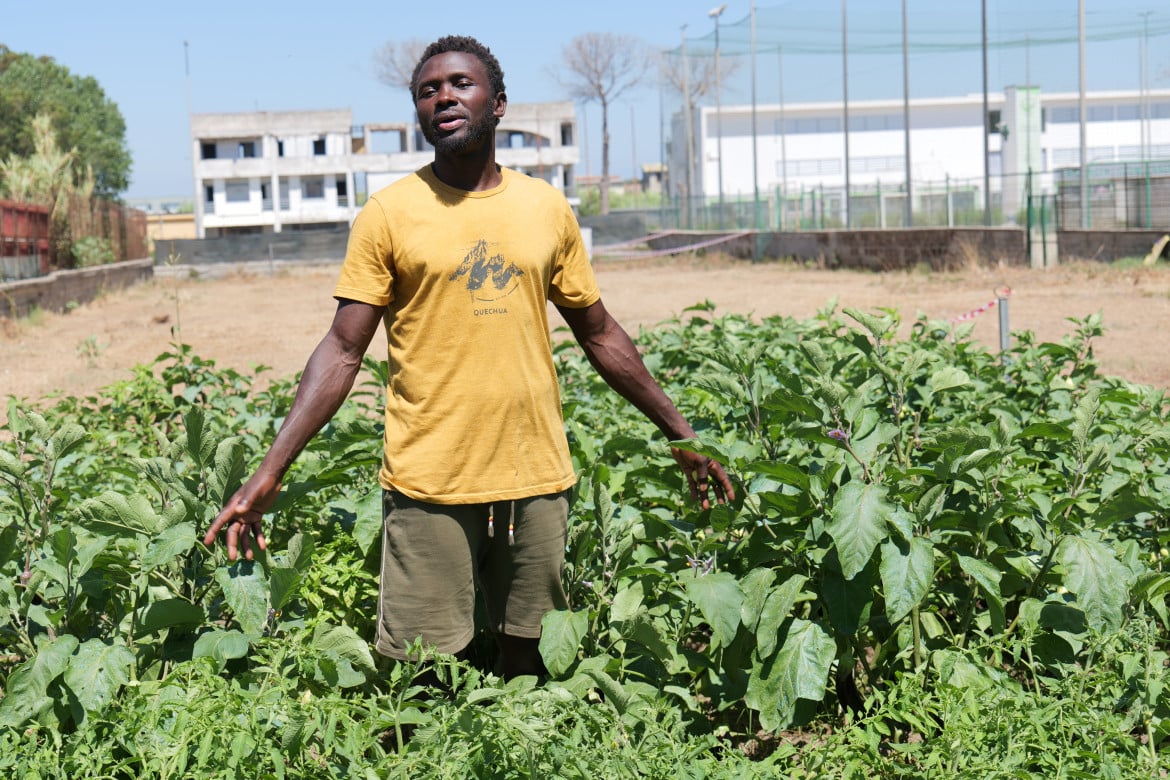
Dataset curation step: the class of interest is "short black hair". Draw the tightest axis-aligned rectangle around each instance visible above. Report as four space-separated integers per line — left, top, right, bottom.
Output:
409 35 506 100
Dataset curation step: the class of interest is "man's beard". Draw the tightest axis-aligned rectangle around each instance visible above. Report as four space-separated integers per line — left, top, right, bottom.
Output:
422 109 495 155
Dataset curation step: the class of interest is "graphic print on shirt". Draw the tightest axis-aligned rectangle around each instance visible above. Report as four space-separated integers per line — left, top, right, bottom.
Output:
448 239 524 306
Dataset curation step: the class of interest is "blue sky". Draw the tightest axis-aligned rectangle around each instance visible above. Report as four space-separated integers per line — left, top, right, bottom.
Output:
3 0 1167 200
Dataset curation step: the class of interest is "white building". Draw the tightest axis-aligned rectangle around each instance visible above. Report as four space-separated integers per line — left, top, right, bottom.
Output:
191 103 579 238
678 87 1170 223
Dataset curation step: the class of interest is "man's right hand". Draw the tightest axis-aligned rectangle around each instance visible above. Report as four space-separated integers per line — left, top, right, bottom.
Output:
203 470 281 561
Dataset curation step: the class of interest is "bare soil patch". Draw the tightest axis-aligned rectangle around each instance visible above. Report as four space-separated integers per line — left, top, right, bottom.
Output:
2 256 1168 422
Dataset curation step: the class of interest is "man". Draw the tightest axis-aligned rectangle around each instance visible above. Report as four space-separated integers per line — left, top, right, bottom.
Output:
203 35 733 678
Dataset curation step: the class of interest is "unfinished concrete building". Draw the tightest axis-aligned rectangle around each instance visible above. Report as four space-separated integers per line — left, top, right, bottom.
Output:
190 103 579 238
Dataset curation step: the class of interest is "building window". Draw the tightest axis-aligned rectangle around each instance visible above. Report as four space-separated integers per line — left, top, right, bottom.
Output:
1048 106 1078 123
854 155 906 173
336 176 348 207
987 110 1002 135
204 184 214 202
303 177 325 199
1117 104 1141 121
1152 103 1170 119
1088 105 1114 122
261 182 272 211
201 142 217 159
848 114 904 132
781 158 842 177
225 181 250 202
313 137 326 156
277 139 285 157
238 141 256 159
561 122 573 146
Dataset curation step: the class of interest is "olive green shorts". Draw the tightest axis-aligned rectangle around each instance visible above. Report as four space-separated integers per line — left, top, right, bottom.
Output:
375 490 570 660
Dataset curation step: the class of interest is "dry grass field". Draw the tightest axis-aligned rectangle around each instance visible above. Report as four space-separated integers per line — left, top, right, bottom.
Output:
2 255 1168 422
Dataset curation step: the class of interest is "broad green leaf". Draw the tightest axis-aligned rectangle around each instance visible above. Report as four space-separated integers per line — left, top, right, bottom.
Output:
465 687 507 705
880 537 934 622
827 482 892 580
137 598 205 635
743 460 809 490
745 619 835 731
63 639 135 718
350 491 383 556
582 668 635 717
192 629 250 667
929 366 970 393
821 560 874 636
1057 536 1132 632
47 423 86 461
142 522 197 570
184 408 217 468
0 635 79 728
215 562 269 637
1018 422 1071 440
312 623 376 673
624 612 677 663
685 571 744 650
755 574 808 659
610 581 645 623
539 609 589 677
78 491 164 536
957 554 1004 609
209 436 246 503
0 448 26 479
268 568 303 612
1092 487 1161 527
738 567 777 630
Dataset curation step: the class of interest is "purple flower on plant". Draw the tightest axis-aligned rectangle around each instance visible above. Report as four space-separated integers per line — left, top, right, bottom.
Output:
827 428 849 441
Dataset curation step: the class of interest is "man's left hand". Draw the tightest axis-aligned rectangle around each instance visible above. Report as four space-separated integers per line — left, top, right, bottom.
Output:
671 448 735 510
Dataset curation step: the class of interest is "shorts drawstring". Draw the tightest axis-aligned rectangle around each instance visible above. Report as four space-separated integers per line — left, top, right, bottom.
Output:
487 503 515 546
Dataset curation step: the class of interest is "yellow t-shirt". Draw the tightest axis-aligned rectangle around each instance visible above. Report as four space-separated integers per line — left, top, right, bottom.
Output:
334 165 601 504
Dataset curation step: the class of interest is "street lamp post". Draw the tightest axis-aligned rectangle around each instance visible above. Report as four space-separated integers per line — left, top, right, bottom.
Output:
681 24 695 229
709 3 728 229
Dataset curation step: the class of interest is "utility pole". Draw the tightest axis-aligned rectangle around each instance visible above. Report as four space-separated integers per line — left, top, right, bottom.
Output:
750 2 761 239
981 0 991 226
710 3 728 228
1079 0 1088 228
681 25 695 228
842 0 851 228
1140 10 1153 161
901 0 912 227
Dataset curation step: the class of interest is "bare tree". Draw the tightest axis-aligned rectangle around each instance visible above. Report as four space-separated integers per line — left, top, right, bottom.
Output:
660 51 738 106
660 52 741 218
558 33 652 215
373 38 430 91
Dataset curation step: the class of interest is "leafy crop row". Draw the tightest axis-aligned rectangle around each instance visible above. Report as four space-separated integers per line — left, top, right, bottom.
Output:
2 305 1169 776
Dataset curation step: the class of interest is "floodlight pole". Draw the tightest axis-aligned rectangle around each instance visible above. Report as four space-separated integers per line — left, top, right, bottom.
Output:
842 0 851 228
982 0 991 227
710 3 728 229
1078 0 1088 228
751 1 761 247
901 0 912 227
681 25 695 229
1140 11 1152 162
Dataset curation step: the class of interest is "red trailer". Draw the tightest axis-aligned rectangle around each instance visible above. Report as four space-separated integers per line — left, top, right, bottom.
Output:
0 199 51 281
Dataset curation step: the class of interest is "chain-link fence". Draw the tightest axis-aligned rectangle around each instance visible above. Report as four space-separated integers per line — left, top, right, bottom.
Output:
639 1 1170 239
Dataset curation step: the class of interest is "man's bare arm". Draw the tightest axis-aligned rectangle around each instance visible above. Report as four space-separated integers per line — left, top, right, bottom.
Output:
556 299 734 509
203 299 385 560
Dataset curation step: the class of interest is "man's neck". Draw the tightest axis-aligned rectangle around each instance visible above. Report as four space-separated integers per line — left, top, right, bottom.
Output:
431 146 502 192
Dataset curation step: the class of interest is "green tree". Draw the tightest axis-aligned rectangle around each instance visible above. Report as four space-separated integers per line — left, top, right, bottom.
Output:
0 45 131 197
